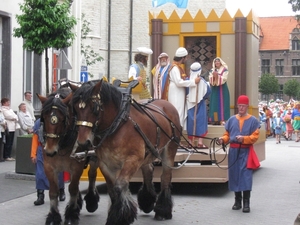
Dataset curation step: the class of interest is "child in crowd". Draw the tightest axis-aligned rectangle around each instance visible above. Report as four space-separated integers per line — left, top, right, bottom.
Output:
273 111 283 144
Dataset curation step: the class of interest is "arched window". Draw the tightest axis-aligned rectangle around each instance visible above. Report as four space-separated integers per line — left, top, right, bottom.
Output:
292 36 300 50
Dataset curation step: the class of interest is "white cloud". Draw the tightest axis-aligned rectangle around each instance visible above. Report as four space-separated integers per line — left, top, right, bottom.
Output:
226 0 296 17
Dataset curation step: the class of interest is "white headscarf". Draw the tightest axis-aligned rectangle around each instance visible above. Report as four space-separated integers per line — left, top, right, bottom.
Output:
211 57 228 70
188 62 209 107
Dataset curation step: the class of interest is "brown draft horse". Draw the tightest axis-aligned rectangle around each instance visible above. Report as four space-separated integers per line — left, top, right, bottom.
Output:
70 79 181 225
37 86 100 225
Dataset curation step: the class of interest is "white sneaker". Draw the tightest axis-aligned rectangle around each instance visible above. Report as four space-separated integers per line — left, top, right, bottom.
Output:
6 157 15 161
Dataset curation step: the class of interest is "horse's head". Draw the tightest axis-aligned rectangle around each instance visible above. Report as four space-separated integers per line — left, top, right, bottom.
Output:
37 88 73 156
70 79 121 150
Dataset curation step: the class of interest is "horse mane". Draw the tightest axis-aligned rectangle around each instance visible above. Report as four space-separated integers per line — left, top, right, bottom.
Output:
100 81 122 109
72 80 122 110
41 87 72 119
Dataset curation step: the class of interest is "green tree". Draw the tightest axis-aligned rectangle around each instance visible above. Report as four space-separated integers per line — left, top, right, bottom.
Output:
13 0 77 95
289 0 300 12
289 0 300 21
284 78 300 98
259 73 279 101
81 13 103 78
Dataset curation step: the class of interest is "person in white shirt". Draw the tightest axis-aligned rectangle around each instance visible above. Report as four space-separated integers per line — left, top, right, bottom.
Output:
18 103 34 135
24 91 36 122
0 108 7 162
1 98 18 161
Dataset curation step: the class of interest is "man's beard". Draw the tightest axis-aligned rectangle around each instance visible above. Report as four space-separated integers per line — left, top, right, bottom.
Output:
160 61 167 66
142 59 147 67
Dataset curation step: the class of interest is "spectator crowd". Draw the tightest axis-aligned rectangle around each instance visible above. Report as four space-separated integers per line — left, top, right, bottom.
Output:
259 98 300 143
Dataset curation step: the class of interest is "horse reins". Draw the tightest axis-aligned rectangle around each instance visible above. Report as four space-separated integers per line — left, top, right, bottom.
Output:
130 99 233 169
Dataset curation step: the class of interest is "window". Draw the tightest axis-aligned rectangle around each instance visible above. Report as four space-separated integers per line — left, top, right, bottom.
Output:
275 59 284 76
292 59 300 76
0 15 11 99
261 59 270 74
24 50 33 92
23 49 42 111
292 37 300 50
275 84 283 100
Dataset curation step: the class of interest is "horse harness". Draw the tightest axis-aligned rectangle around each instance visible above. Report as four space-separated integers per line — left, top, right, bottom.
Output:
42 94 70 141
74 80 180 161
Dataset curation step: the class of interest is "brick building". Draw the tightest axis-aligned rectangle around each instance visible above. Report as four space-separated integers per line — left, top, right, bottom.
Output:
259 16 299 101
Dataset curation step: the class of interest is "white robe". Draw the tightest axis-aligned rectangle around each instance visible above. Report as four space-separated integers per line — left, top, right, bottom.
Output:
168 66 196 128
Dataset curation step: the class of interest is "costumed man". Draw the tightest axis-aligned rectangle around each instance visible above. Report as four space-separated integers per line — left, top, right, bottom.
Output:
31 119 65 205
128 47 153 99
262 105 273 138
161 47 200 128
218 95 260 213
273 111 283 144
186 62 211 148
151 52 171 99
284 106 293 140
292 101 300 142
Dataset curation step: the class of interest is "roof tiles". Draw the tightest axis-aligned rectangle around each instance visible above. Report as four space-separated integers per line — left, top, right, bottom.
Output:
259 16 298 51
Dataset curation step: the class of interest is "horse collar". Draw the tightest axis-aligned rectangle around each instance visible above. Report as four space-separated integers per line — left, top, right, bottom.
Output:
94 92 131 139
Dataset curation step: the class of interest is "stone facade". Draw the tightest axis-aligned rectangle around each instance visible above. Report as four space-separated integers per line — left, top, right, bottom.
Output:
0 0 231 110
75 0 226 81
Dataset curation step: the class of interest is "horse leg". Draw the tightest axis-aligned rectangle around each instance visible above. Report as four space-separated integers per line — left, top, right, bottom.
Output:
137 163 157 213
64 165 84 225
106 180 137 225
104 165 137 225
84 157 100 212
154 147 176 221
44 169 62 225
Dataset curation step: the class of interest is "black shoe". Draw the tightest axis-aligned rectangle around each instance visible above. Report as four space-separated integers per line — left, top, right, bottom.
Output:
34 190 45 206
242 199 250 213
243 206 250 213
232 192 242 210
34 198 44 205
59 188 66 201
232 201 242 210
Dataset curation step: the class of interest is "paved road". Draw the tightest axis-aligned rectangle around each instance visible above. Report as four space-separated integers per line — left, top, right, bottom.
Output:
0 137 300 225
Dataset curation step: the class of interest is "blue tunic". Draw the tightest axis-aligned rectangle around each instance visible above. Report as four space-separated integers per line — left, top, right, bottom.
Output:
186 79 211 137
225 115 260 192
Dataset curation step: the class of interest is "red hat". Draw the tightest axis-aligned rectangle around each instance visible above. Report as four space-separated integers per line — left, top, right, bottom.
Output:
237 95 249 105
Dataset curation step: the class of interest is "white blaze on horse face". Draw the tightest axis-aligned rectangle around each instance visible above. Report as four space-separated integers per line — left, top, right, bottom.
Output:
77 125 95 148
44 140 59 155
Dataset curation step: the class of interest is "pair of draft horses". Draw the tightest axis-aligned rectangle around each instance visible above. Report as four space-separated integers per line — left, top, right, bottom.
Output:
38 79 182 225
